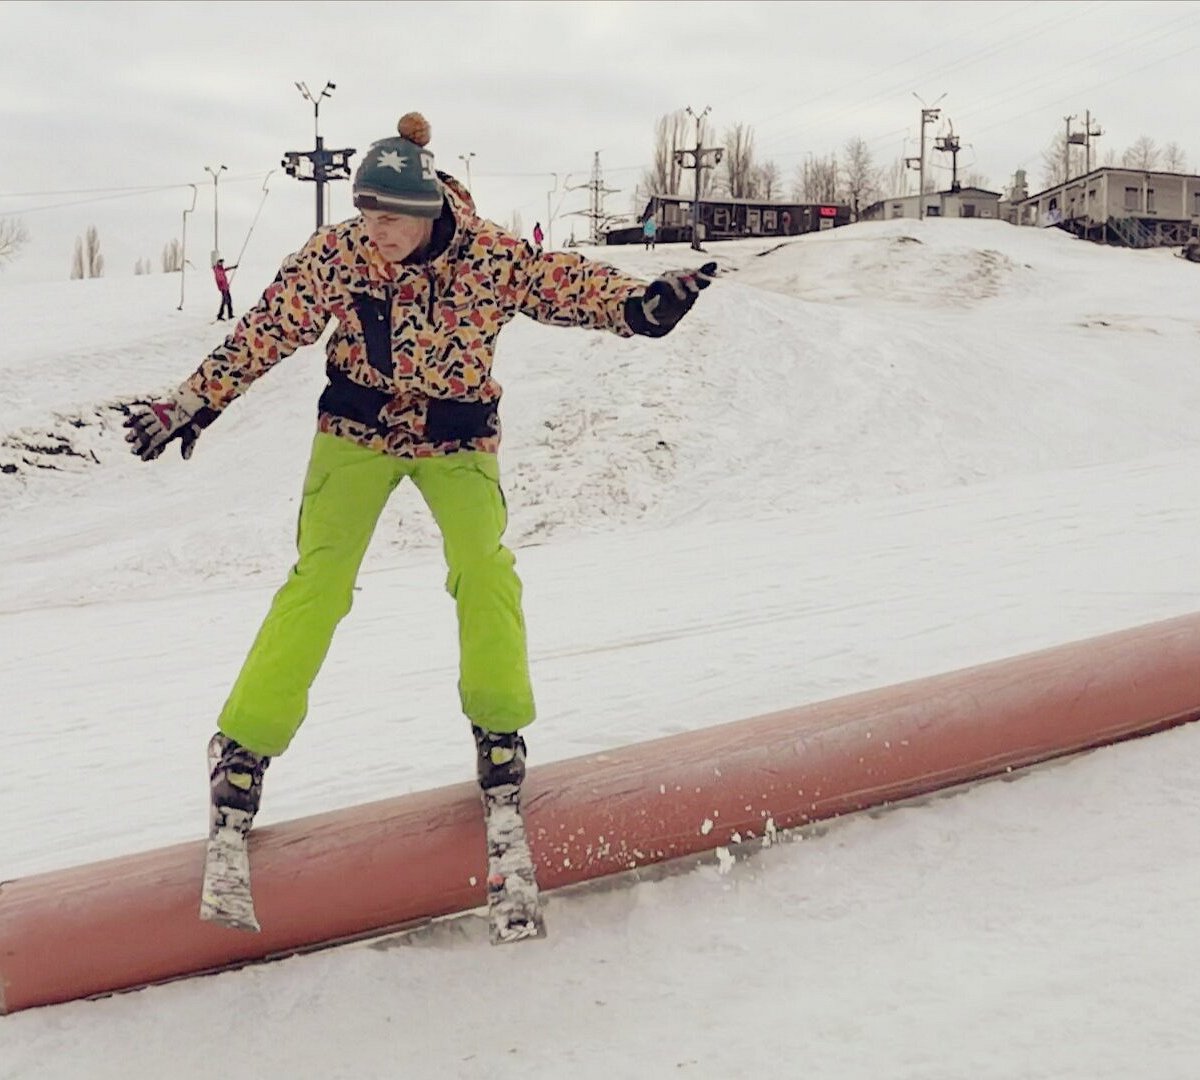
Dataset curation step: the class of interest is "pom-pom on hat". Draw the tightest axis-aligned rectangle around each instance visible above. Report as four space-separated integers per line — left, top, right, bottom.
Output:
353 112 444 218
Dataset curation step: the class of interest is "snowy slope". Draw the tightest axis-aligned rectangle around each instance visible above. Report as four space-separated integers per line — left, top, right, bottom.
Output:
4 220 1200 1078
5 220 1200 614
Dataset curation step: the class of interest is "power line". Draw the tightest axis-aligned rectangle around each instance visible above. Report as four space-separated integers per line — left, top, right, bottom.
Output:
719 0 1040 119
754 0 1105 158
0 183 191 198
971 36 1200 141
847 11 1200 171
950 9 1200 129
0 173 275 217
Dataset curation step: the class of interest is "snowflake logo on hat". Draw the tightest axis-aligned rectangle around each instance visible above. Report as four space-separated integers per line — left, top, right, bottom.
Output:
376 149 409 173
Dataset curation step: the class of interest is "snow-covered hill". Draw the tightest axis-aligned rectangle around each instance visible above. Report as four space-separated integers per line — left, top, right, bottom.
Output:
5 220 1199 616
5 220 1200 1078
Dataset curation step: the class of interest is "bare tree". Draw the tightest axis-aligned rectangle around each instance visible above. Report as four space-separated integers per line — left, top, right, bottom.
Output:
881 154 909 198
1039 129 1085 188
789 164 805 201
0 217 30 268
162 238 183 273
1161 141 1188 172
801 154 839 203
961 170 992 190
756 161 781 200
641 110 690 197
509 209 523 237
85 225 104 278
1121 135 1160 170
71 226 104 279
722 122 757 198
135 258 151 275
840 137 881 220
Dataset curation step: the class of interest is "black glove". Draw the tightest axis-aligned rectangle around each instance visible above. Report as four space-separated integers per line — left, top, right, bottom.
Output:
625 262 717 338
124 387 221 461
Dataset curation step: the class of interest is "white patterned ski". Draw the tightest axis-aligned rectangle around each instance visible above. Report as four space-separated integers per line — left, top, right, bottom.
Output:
200 811 261 932
483 784 546 944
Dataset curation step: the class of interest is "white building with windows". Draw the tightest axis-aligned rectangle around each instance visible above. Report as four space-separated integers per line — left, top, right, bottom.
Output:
1015 167 1200 247
861 186 1003 222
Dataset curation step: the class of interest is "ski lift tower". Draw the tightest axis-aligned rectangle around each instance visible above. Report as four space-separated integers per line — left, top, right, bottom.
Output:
282 80 356 228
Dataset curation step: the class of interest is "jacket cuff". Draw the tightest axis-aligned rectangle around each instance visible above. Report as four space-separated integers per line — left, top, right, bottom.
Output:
176 375 227 416
623 292 673 338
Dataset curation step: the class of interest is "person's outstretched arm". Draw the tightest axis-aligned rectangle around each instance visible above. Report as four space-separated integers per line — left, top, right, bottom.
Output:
125 240 331 461
507 242 716 338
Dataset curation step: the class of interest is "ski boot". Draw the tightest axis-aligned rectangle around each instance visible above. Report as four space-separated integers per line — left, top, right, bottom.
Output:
472 724 544 942
207 731 270 836
471 724 526 792
201 732 271 931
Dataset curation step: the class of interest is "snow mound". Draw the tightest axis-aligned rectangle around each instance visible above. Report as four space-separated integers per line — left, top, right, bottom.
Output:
3 223 1200 610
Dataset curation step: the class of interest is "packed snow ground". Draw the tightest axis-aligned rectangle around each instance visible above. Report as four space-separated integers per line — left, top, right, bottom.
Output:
3 219 1200 1078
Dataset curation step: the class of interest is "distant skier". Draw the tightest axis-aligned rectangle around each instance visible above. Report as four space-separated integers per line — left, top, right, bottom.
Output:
1182 236 1200 263
212 258 238 320
642 215 657 251
532 221 544 248
123 110 715 926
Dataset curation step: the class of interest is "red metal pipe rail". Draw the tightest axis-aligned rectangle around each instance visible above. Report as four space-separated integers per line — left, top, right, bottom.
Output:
4 612 1200 1013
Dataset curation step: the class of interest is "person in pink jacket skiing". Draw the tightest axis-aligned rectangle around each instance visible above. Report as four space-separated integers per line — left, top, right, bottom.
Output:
212 258 237 321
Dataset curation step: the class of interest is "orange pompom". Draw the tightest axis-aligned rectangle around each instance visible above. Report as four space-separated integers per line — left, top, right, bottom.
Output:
397 112 431 146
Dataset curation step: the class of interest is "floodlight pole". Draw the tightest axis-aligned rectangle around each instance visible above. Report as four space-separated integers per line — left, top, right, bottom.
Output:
282 81 355 230
296 81 336 227
458 152 476 192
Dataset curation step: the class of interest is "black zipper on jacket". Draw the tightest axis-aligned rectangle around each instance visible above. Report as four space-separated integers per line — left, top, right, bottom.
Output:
424 267 437 323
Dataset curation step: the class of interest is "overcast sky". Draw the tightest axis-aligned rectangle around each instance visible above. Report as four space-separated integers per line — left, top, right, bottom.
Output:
2 0 1198 286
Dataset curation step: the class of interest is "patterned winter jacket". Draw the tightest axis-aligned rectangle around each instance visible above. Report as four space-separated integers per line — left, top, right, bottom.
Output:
181 179 648 458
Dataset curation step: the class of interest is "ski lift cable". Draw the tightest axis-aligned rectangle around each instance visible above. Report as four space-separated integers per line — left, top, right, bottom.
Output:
228 171 276 282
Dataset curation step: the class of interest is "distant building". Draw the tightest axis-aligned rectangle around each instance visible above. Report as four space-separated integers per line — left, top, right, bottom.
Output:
1014 166 1200 248
604 193 850 245
860 185 1003 222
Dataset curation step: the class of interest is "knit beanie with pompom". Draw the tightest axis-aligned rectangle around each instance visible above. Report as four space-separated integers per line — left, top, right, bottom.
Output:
353 112 444 217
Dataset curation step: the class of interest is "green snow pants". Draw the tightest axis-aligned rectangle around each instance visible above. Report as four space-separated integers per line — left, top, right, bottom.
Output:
218 432 534 757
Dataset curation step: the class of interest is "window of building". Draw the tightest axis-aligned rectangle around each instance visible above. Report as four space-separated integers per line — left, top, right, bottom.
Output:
763 210 777 230
713 208 730 229
1146 188 1156 212
1124 186 1140 210
1194 191 1200 217
926 205 941 217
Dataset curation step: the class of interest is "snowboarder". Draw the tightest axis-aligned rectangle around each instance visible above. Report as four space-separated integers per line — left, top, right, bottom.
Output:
642 215 657 251
123 110 715 932
212 258 238 320
532 221 544 248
